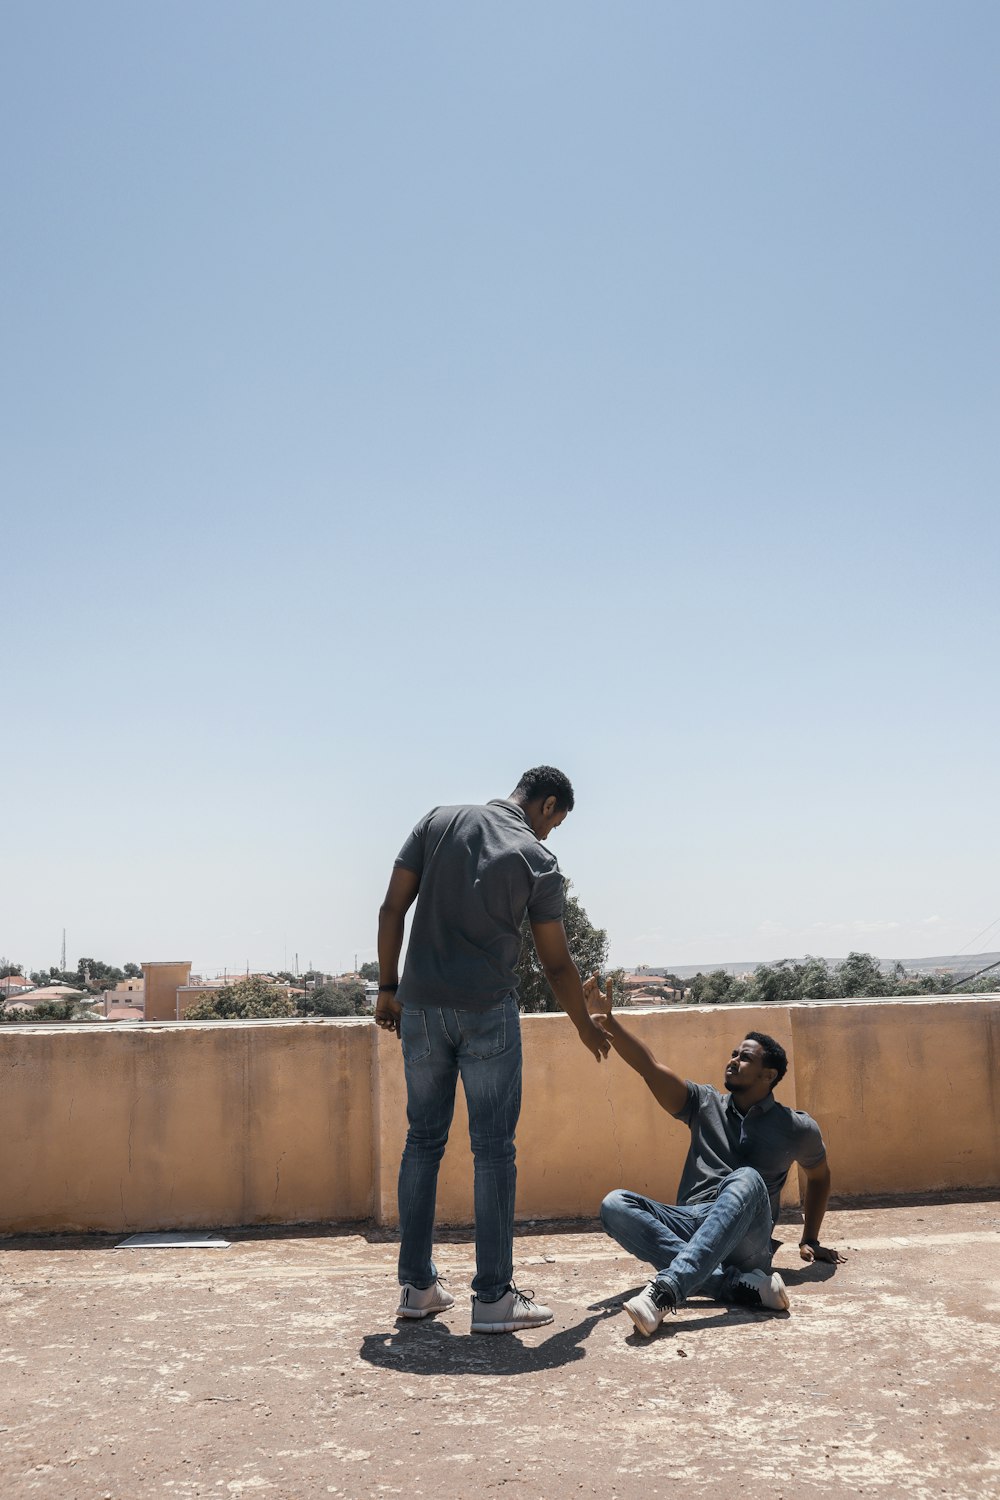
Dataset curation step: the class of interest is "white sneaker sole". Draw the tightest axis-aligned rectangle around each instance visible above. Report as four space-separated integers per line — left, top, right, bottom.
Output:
623 1304 660 1337
470 1313 554 1334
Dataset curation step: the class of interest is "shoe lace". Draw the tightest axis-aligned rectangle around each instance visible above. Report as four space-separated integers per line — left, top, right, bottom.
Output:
647 1280 676 1314
508 1282 537 1308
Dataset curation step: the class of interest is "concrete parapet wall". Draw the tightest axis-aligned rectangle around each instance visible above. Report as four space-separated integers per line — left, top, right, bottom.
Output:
0 997 996 1235
0 1020 374 1233
791 999 1000 1196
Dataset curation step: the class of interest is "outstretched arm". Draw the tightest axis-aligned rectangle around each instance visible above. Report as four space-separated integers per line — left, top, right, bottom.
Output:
375 866 420 1035
583 976 689 1116
799 1159 846 1263
530 921 611 1062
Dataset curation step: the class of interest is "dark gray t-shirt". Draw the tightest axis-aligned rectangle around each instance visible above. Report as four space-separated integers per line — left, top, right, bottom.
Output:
395 799 565 1010
674 1083 827 1225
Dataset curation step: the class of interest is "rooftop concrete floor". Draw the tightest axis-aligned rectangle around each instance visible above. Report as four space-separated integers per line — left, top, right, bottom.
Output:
1 1197 998 1499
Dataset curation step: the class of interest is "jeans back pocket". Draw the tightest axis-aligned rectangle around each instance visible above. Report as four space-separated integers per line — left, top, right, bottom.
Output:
459 1002 511 1061
400 1007 431 1064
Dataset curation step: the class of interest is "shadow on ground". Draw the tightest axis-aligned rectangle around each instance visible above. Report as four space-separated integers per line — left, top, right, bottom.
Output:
360 1309 612 1375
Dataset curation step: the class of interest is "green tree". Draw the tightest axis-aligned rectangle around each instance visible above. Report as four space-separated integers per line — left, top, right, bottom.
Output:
299 981 367 1017
1 991 94 1024
123 962 142 979
740 956 837 1006
34 966 80 987
75 958 125 994
18 999 78 1022
185 976 296 1020
835 951 892 997
516 886 612 1013
687 969 741 1005
798 955 839 999
1 961 24 979
359 961 380 982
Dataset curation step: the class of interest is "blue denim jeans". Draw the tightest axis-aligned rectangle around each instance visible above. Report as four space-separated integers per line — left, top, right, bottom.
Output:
397 996 521 1303
600 1166 773 1305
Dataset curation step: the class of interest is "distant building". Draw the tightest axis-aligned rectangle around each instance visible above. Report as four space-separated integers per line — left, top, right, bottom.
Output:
142 961 193 1021
103 977 145 1019
104 1001 145 1023
12 984 82 1004
1 974 34 998
4 983 86 1017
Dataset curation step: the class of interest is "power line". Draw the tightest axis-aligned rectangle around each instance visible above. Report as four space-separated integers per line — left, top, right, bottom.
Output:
953 912 1000 957
944 957 1000 993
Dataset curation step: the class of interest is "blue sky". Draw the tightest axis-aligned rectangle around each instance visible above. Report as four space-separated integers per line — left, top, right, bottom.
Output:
3 2 998 977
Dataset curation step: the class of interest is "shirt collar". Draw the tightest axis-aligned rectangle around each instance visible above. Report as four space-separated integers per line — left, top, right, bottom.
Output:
489 798 529 828
726 1091 776 1120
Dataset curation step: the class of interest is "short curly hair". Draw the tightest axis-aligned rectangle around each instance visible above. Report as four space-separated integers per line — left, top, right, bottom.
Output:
744 1031 788 1087
513 765 575 812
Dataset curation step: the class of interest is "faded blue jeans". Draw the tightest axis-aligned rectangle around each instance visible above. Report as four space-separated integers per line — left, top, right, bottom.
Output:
600 1166 773 1305
397 996 521 1303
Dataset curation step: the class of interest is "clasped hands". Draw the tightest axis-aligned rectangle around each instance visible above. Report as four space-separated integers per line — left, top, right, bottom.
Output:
583 972 613 1019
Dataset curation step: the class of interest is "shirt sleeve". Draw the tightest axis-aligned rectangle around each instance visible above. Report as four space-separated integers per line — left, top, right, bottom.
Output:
673 1080 702 1123
395 811 431 875
793 1112 828 1170
525 866 566 924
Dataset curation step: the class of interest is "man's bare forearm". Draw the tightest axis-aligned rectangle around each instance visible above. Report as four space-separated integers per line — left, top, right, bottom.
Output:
544 963 596 1033
585 1003 689 1114
601 1013 663 1083
377 904 405 987
802 1170 831 1243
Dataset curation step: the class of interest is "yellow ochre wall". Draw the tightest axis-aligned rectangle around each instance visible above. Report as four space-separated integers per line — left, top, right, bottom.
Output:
0 1020 374 1233
0 997 996 1235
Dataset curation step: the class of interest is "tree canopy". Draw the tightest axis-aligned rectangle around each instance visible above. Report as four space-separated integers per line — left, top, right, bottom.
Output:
683 951 990 1006
299 979 367 1017
516 886 625 1012
184 976 296 1020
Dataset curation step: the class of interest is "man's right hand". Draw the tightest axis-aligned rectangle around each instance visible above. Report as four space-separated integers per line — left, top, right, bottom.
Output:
374 992 402 1036
576 1012 611 1061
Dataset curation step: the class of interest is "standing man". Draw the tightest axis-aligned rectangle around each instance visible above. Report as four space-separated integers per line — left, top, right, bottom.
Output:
376 767 610 1335
585 980 844 1336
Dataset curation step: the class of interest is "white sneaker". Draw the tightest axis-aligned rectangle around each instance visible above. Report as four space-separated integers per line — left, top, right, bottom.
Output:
623 1279 677 1337
470 1285 553 1334
729 1269 789 1311
395 1278 455 1319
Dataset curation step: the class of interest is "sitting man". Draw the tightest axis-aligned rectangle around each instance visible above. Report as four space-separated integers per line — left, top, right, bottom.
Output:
586 979 844 1336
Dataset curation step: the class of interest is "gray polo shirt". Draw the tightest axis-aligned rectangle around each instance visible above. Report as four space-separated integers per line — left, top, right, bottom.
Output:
674 1083 827 1225
395 799 566 1011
